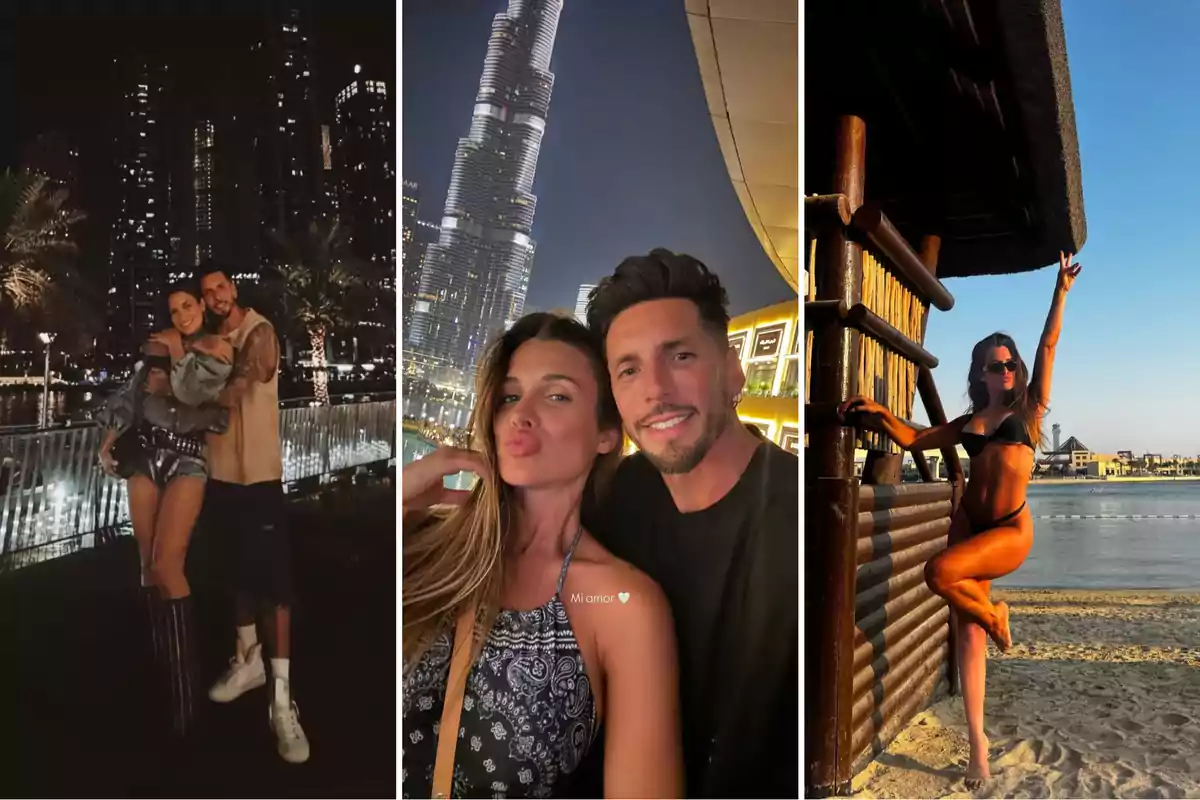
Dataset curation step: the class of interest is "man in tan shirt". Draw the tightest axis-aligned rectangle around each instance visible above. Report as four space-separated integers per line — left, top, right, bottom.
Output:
197 264 309 764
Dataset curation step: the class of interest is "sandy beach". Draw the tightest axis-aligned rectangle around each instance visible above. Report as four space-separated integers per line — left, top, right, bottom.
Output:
851 589 1200 799
1030 477 1200 485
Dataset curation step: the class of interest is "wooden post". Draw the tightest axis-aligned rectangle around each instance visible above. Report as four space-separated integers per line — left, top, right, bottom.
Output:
863 450 902 484
912 233 961 703
916 235 942 342
806 115 866 797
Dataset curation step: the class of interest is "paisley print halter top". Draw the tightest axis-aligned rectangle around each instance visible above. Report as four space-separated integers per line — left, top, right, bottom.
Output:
402 527 599 798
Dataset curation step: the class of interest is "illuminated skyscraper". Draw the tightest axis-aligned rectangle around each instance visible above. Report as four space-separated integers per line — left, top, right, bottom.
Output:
106 57 171 367
401 179 438 331
193 120 215 266
574 283 595 325
406 0 564 391
252 3 322 277
335 66 395 279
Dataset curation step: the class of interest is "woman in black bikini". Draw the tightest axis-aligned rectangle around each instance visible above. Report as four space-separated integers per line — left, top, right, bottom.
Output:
839 251 1081 787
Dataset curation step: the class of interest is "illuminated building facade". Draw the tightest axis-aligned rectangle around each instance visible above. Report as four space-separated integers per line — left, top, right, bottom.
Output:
574 284 595 325
335 68 395 281
253 3 322 276
106 57 172 368
727 300 800 454
192 120 215 266
401 180 440 333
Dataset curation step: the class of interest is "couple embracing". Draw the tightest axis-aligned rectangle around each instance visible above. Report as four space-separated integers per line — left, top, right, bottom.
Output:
98 263 308 764
402 249 798 798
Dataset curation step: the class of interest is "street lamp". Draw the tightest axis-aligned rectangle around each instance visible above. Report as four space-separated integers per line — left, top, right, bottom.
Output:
38 332 55 429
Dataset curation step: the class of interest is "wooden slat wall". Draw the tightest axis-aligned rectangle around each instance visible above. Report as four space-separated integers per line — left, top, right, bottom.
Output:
848 482 954 768
855 249 928 454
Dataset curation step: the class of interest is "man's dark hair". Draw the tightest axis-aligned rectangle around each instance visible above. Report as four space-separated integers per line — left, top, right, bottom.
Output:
586 248 731 345
195 258 234 286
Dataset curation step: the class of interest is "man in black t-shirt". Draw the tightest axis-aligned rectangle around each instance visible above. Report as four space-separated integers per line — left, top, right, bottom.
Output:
583 249 799 798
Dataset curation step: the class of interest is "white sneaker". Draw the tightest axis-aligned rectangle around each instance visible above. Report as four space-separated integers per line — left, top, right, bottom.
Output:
270 699 311 764
208 642 266 703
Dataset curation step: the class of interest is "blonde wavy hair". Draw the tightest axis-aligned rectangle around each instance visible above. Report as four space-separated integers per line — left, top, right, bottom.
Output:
402 313 623 669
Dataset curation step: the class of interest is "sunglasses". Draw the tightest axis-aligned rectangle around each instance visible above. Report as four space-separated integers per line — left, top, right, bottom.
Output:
985 360 1019 375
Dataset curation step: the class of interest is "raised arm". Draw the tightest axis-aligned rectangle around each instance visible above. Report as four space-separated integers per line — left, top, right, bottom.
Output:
602 570 683 799
1029 251 1081 413
218 323 279 407
838 397 971 452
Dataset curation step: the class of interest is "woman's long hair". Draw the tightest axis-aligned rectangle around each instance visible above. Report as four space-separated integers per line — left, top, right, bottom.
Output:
402 313 623 669
966 332 1045 450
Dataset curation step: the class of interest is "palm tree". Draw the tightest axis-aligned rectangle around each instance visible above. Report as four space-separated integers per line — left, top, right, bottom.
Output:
0 170 86 311
269 218 365 405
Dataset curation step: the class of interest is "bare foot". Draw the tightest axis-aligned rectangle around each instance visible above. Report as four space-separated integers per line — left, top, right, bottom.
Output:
990 601 1012 651
964 733 991 790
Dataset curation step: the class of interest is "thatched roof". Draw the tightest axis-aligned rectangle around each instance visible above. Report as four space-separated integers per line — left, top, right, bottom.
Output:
806 0 1086 278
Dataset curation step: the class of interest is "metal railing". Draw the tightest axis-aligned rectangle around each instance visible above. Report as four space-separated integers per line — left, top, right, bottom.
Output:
0 400 395 570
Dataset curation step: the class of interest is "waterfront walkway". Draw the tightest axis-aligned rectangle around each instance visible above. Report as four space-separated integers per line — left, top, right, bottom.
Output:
0 479 396 797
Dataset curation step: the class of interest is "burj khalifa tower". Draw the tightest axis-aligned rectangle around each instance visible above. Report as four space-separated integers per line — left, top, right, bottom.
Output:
405 0 564 392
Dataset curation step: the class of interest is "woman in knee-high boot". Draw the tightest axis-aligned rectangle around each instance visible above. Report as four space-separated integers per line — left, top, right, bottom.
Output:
97 278 234 737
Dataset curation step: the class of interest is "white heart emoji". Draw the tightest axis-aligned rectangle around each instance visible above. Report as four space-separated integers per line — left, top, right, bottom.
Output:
618 592 630 604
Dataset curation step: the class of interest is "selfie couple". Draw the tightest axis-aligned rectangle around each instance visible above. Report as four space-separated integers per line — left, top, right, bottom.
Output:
97 263 309 765
401 249 798 798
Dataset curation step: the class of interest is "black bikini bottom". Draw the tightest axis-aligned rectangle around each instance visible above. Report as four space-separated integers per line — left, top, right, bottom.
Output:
970 501 1027 534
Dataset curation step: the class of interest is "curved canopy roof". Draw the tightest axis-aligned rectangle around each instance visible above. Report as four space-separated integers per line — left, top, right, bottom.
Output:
806 0 1087 278
686 0 799 292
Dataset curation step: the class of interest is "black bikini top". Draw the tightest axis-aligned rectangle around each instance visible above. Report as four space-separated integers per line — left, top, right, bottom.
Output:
961 413 1034 458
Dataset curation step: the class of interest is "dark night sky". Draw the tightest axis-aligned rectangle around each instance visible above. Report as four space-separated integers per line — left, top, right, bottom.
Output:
401 0 792 317
1 1 394 171
0 0 393 309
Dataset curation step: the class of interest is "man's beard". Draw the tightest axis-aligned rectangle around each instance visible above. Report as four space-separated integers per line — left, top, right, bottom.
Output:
631 390 735 476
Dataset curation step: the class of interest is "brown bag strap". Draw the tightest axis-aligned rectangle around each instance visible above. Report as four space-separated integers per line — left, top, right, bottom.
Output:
432 603 477 799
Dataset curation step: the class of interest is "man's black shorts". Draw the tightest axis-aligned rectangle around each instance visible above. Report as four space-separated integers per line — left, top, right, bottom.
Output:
203 479 296 607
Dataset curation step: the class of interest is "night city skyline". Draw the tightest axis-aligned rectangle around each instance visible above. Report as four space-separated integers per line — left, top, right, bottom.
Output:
401 0 793 320
0 0 395 375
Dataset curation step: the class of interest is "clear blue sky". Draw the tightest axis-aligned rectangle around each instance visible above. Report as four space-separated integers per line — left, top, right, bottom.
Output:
914 0 1198 456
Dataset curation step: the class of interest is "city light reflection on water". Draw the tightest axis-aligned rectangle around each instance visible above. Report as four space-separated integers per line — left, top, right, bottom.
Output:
401 430 477 491
1 401 396 570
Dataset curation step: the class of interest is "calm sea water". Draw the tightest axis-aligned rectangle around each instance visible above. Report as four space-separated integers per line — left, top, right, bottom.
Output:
0 389 100 427
399 438 1200 589
1001 481 1200 590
